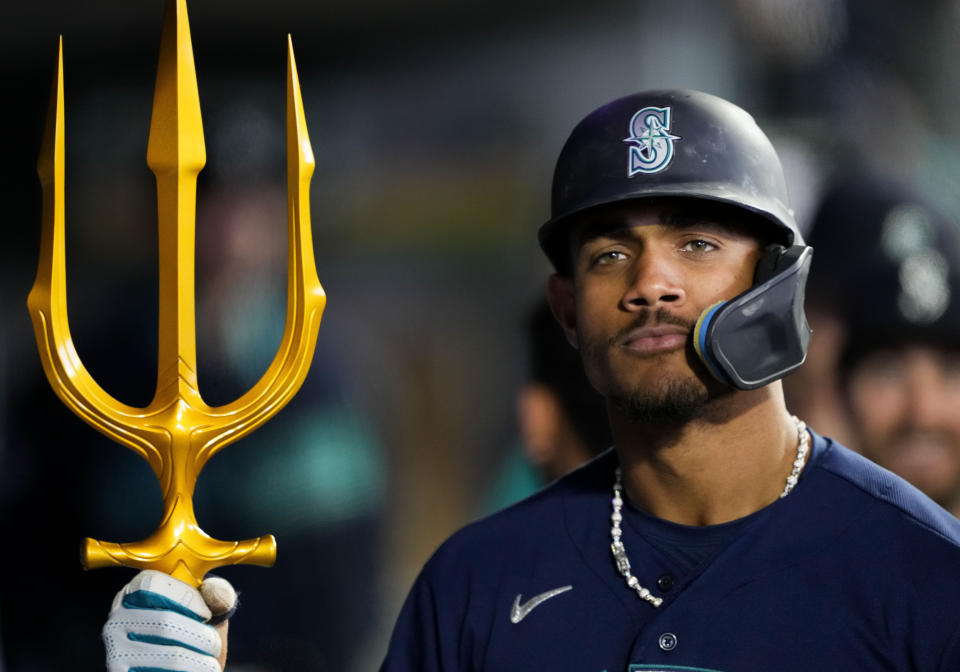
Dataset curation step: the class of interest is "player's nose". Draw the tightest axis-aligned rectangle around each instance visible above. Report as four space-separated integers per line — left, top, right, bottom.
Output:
620 251 685 311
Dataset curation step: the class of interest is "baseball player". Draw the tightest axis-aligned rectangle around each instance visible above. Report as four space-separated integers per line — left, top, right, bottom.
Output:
805 175 960 517
100 91 960 671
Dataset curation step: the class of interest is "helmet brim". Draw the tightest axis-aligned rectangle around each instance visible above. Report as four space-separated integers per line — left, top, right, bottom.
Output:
538 186 797 273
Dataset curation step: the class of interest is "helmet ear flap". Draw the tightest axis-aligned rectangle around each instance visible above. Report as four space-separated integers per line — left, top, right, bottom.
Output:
754 244 787 284
754 244 809 284
696 245 814 390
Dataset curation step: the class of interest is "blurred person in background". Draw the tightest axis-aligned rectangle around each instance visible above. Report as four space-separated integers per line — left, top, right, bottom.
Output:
191 185 388 671
484 301 612 512
517 301 613 483
800 174 960 517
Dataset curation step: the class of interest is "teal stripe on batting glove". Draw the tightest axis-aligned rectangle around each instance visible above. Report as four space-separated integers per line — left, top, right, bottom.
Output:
104 570 223 672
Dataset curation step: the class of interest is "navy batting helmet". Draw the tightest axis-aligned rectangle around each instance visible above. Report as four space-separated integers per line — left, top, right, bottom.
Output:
539 89 801 269
540 90 812 390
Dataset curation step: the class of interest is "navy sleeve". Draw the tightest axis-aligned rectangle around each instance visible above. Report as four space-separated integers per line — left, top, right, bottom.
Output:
380 567 469 672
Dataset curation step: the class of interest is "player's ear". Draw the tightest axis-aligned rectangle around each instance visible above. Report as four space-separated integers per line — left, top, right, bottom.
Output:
547 273 579 349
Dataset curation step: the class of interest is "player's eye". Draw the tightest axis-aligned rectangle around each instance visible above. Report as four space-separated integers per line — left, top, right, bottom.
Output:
592 250 629 266
680 239 717 254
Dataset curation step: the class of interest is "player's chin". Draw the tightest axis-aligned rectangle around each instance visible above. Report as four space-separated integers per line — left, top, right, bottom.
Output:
608 374 711 425
588 345 709 404
608 368 698 399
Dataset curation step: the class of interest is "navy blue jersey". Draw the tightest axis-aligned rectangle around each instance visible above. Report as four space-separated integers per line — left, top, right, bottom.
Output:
381 431 960 671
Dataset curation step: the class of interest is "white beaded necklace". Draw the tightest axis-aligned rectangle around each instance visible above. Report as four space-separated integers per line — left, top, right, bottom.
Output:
610 415 809 608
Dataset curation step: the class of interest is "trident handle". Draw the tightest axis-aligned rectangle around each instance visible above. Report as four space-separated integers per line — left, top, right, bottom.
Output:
27 0 326 587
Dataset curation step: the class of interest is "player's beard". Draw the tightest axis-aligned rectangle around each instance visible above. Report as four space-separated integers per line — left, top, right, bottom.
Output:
580 307 712 425
610 375 709 424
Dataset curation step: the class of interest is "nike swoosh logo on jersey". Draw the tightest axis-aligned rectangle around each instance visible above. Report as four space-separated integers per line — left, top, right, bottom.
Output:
510 585 573 623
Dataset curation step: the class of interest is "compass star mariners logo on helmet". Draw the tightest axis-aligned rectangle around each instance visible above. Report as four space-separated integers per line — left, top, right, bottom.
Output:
624 106 680 176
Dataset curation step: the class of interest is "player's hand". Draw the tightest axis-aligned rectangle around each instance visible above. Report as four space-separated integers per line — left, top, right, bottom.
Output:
103 569 237 672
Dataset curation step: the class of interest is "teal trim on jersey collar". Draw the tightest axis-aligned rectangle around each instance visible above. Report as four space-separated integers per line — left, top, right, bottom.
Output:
629 665 724 671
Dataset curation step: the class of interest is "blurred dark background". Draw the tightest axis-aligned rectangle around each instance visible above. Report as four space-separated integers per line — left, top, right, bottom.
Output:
4 1 960 669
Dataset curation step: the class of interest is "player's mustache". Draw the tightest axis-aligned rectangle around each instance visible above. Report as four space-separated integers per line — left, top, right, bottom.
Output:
608 308 696 347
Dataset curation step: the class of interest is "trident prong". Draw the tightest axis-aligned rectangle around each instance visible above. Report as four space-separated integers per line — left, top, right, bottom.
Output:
27 0 326 587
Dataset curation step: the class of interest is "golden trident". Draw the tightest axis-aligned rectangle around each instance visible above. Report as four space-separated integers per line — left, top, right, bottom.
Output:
27 0 326 587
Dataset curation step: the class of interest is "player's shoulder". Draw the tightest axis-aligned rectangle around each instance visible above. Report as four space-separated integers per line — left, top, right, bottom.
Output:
813 431 960 549
422 449 614 577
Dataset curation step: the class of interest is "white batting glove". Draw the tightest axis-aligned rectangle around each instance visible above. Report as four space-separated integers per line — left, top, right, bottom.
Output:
103 570 236 672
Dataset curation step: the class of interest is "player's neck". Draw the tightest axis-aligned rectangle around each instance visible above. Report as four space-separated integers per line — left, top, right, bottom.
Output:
610 384 800 527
